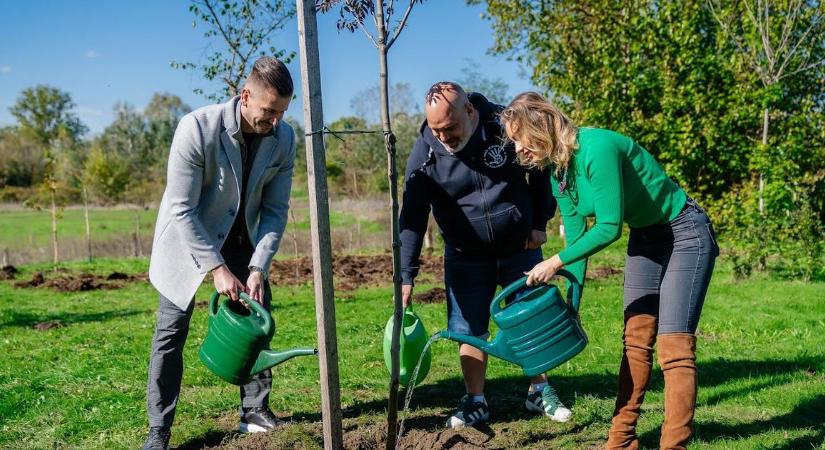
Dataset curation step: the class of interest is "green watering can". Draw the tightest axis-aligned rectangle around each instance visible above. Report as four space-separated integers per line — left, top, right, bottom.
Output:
439 270 587 377
383 305 432 387
199 291 317 385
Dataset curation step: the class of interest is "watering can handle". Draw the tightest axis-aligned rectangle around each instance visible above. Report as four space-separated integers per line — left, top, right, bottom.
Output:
556 269 582 313
490 269 582 315
209 291 220 317
239 292 274 336
210 291 274 335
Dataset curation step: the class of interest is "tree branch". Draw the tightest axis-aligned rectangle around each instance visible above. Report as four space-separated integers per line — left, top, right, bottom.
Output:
345 0 379 47
775 9 824 80
386 0 416 50
200 0 244 60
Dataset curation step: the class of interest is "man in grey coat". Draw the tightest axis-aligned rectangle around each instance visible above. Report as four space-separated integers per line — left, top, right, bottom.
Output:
142 57 296 450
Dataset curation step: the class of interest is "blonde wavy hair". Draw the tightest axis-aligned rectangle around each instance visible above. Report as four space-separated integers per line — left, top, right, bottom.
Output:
500 92 579 176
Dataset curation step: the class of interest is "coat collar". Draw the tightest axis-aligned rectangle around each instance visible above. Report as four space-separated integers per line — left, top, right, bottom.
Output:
219 96 282 210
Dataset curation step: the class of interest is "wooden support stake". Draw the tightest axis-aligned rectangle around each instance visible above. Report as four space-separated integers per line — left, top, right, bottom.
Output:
296 1 344 448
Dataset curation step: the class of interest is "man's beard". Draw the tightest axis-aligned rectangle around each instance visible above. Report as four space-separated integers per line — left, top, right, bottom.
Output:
440 135 470 154
253 120 274 134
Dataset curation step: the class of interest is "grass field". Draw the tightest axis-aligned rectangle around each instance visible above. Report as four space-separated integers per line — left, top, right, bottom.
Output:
0 235 823 449
0 201 388 265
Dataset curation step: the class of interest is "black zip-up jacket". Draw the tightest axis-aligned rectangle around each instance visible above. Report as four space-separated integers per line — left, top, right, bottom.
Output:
399 93 556 285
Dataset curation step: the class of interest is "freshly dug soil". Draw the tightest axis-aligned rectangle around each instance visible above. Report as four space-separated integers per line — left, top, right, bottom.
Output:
13 271 147 292
32 320 63 331
269 254 444 291
0 265 18 280
8 255 618 294
414 287 447 304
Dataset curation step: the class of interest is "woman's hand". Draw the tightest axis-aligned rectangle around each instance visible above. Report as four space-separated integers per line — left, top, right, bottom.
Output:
524 254 564 286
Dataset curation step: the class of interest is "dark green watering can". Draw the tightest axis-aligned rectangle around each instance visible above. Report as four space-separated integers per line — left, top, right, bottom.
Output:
439 270 587 377
199 291 317 385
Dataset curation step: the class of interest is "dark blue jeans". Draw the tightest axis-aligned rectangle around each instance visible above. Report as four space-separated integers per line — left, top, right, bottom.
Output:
444 246 543 338
624 198 719 334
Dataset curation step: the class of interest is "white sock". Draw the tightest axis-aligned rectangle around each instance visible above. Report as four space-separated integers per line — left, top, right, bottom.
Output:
531 381 548 393
471 394 486 404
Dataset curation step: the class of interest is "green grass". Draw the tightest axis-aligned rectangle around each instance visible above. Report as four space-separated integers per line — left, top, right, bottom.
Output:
0 206 384 262
0 247 824 449
0 208 158 250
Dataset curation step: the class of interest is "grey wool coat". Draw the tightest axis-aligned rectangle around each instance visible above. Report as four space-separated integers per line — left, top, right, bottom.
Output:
149 96 296 310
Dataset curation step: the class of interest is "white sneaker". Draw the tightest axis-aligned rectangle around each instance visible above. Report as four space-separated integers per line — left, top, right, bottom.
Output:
446 394 490 429
525 385 572 423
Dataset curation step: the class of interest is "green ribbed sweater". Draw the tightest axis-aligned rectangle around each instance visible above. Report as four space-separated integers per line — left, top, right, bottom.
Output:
554 128 687 285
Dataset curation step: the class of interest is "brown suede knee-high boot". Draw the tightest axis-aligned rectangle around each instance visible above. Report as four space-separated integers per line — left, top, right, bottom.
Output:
657 333 697 450
605 313 658 449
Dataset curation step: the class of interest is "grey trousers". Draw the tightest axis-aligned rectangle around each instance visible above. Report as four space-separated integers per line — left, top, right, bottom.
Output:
146 283 273 427
623 198 719 334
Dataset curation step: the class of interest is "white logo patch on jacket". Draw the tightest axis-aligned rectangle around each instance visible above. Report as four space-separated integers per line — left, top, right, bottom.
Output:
483 145 507 168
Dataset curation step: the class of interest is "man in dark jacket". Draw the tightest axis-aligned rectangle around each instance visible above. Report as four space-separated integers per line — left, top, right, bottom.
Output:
399 82 571 428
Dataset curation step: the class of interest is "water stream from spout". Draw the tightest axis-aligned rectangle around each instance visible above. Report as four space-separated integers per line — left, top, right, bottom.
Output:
394 331 443 448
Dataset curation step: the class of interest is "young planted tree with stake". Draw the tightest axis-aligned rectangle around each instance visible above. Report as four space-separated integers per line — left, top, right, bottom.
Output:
316 1 424 447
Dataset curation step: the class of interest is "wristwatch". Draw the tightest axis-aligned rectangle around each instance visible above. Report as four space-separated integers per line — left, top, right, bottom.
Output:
249 265 267 279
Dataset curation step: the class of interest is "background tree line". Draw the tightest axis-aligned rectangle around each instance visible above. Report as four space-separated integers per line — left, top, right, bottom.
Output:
470 0 824 280
1 0 821 279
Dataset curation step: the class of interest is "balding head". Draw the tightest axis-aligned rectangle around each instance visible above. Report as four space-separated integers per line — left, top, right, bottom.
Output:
424 82 477 152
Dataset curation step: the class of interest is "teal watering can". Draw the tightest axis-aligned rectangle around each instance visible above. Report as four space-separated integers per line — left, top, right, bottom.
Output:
199 292 317 385
383 305 432 387
439 270 587 377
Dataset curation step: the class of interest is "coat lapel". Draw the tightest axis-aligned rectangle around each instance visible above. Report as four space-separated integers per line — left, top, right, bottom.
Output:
220 97 243 199
246 128 279 202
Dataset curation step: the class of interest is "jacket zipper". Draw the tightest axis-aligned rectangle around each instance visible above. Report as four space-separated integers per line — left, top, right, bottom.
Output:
474 170 494 242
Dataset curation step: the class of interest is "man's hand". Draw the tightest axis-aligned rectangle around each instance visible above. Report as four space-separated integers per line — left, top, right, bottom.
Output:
524 229 547 250
246 271 264 304
212 264 245 302
401 284 413 308
524 254 564 286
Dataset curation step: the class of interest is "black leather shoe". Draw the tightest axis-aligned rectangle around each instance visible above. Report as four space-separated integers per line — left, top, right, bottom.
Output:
239 407 286 433
141 426 171 450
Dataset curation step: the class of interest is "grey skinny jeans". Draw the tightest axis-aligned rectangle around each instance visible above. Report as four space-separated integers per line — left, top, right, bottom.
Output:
623 198 719 334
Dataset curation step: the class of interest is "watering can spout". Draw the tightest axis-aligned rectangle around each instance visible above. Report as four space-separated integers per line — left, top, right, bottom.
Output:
251 348 317 375
437 330 509 363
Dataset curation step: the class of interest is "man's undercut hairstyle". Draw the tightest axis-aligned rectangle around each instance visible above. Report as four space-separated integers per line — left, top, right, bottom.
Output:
425 81 467 106
247 56 294 98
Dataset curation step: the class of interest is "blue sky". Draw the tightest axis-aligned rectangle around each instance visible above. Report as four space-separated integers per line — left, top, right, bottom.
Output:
0 1 536 135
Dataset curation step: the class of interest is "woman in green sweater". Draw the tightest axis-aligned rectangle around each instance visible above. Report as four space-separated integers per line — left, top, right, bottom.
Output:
500 92 718 450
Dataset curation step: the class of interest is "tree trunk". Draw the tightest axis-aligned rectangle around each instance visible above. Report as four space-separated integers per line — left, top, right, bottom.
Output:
83 186 92 262
50 183 58 267
351 170 359 198
759 106 769 215
289 204 300 279
375 2 403 448
135 210 143 257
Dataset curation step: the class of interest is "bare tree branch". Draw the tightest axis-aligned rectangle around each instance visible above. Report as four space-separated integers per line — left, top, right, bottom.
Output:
386 0 417 50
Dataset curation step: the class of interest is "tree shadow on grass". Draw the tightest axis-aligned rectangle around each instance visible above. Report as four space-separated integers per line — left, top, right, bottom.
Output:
175 430 242 450
285 355 824 447
0 309 145 328
638 395 825 450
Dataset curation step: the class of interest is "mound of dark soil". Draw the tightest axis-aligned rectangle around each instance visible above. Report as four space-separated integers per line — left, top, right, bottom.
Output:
0 265 19 280
13 271 148 292
270 254 444 292
414 287 446 304
32 320 63 331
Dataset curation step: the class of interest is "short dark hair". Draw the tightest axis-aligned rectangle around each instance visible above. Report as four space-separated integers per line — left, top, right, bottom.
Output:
247 56 293 98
